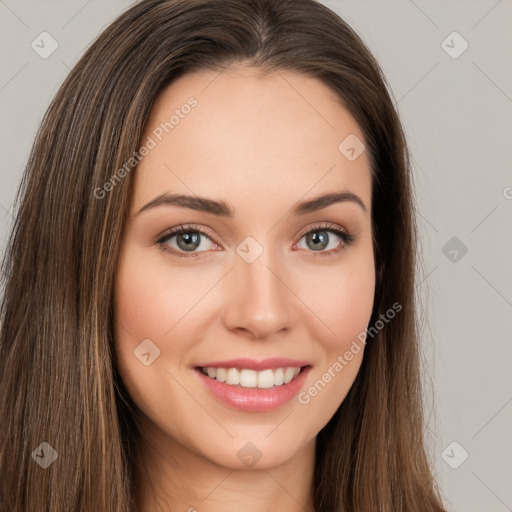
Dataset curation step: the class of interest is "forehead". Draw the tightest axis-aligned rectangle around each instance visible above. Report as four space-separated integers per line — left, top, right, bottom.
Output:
131 67 371 216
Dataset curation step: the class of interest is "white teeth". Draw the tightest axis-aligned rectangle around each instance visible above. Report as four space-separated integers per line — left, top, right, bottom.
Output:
216 367 227 382
273 368 284 386
226 368 240 385
257 369 275 389
283 367 295 384
200 366 303 388
240 369 257 388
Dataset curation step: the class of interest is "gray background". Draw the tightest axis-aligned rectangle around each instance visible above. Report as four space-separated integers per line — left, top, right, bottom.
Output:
1 1 511 510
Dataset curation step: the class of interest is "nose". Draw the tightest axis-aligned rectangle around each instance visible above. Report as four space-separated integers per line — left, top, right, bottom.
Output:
221 245 295 340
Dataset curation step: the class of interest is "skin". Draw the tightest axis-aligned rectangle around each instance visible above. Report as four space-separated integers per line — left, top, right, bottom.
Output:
114 65 375 512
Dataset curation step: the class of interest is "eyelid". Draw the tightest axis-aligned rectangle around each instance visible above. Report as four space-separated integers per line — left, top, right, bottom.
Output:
295 221 352 242
156 223 218 244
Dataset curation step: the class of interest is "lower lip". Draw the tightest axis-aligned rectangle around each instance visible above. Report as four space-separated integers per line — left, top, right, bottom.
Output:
195 366 312 412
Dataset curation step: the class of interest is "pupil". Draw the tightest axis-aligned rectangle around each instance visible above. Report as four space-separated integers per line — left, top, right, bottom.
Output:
177 232 200 251
307 231 328 251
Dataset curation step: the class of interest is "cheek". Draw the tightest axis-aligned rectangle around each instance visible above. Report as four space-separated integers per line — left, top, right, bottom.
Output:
329 268 375 345
114 247 208 343
297 253 376 352
113 246 221 396
293 249 375 413
113 248 181 389
112 248 195 421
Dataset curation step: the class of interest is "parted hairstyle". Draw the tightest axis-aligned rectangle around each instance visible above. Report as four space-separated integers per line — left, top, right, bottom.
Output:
0 0 446 510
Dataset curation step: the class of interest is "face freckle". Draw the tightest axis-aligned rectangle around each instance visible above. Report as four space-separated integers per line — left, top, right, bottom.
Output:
114 66 375 472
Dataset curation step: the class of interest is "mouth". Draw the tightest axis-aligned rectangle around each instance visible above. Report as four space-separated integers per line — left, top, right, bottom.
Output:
197 365 308 389
193 359 312 412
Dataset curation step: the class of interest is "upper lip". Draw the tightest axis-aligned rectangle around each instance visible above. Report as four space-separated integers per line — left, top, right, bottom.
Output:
195 357 311 371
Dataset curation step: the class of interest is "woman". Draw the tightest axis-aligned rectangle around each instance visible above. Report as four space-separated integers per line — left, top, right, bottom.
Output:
0 0 446 510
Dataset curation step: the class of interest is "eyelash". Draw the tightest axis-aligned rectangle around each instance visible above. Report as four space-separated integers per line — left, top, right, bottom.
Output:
155 222 356 259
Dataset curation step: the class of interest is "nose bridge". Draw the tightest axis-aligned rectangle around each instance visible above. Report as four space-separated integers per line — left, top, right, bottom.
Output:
222 236 293 337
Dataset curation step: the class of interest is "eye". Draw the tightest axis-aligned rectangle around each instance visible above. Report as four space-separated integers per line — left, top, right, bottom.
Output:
156 224 220 258
156 221 356 259
294 222 355 256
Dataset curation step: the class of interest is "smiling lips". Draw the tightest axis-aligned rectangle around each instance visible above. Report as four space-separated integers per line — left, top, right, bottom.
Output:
194 357 312 412
200 366 302 388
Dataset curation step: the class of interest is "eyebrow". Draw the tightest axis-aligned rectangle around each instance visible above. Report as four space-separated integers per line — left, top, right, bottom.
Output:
136 190 367 217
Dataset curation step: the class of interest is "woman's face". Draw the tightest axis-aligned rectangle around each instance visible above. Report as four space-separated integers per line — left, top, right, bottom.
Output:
114 66 375 470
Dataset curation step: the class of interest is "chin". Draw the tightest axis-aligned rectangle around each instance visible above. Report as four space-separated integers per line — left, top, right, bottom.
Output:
197 433 311 471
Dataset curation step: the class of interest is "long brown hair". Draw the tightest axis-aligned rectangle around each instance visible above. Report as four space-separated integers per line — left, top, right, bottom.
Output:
0 0 445 510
